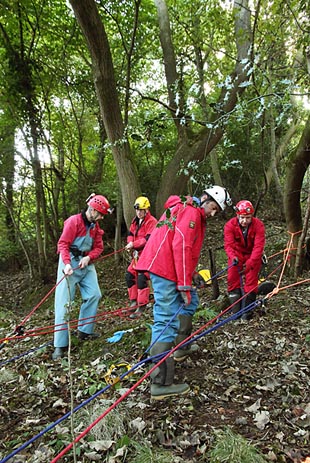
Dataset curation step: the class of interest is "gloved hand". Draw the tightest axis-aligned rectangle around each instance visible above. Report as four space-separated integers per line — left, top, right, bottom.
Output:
125 242 133 251
79 256 90 269
233 257 239 265
192 272 205 289
63 264 73 276
180 290 191 306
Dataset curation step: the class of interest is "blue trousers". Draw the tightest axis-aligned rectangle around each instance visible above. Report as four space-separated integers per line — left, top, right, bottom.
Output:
150 273 199 345
54 257 102 348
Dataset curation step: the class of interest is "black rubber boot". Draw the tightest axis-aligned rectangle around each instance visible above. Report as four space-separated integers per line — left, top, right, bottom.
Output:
52 347 68 360
78 331 100 341
228 289 242 315
129 305 146 319
241 292 256 320
150 342 190 400
173 315 199 362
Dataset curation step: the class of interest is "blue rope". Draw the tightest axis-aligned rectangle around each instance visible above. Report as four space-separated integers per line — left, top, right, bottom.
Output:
0 354 151 463
142 262 235 356
0 262 236 462
0 296 263 463
176 298 264 351
0 341 52 367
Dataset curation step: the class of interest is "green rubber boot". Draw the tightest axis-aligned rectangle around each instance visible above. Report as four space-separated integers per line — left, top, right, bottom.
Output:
173 315 199 362
150 342 190 400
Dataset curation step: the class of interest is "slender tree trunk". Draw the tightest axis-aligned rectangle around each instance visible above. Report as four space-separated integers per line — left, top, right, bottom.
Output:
295 187 310 277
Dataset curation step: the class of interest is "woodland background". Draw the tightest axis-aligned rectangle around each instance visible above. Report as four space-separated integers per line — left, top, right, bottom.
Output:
0 0 310 462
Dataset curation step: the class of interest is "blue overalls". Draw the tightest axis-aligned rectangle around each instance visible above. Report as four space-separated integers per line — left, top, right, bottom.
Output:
53 226 102 348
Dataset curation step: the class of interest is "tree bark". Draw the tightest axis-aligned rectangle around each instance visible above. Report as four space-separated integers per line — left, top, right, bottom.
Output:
154 0 252 211
69 0 140 227
284 115 310 272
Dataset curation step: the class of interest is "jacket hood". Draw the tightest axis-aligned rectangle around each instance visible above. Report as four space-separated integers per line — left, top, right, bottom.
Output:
164 195 182 209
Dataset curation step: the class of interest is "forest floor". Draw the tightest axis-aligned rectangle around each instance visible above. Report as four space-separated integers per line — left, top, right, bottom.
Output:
0 216 309 463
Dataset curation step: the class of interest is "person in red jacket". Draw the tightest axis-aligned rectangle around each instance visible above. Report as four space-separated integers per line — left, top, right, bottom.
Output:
224 200 265 320
125 196 157 318
136 186 232 400
52 193 113 360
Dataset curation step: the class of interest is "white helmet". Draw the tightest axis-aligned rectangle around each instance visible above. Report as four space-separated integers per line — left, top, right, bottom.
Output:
203 185 232 211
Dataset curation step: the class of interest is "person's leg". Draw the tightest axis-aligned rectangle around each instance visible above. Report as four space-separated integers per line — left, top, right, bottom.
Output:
150 274 180 344
137 272 150 306
228 288 242 314
149 274 189 399
227 264 242 293
227 262 243 317
150 341 190 400
129 272 150 318
242 263 261 320
125 262 138 307
174 288 199 362
53 259 78 359
77 265 102 337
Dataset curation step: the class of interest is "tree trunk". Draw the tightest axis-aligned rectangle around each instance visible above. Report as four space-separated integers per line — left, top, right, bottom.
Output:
154 0 252 211
69 0 141 228
284 115 310 272
295 187 310 277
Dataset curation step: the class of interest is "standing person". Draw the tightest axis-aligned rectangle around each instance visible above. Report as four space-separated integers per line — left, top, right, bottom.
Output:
224 200 265 320
125 196 157 318
136 186 232 400
52 193 112 360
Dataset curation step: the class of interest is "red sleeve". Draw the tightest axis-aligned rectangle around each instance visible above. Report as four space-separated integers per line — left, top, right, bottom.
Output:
57 216 78 264
87 225 104 261
224 219 240 261
172 206 201 290
134 216 157 250
248 219 265 264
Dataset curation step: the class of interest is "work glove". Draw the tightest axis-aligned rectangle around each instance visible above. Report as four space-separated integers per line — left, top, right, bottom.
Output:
192 272 205 289
106 329 133 343
233 257 239 265
125 242 133 251
63 264 73 276
79 255 91 269
180 290 191 306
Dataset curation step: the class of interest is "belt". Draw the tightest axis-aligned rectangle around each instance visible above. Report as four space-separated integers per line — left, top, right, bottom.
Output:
69 246 87 257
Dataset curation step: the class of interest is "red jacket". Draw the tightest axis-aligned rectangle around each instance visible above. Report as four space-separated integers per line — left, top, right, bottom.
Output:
136 196 206 290
57 213 104 265
224 216 265 268
127 212 157 257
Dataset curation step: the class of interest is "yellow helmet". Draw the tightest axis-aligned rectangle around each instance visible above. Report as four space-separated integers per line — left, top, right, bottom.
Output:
134 196 150 210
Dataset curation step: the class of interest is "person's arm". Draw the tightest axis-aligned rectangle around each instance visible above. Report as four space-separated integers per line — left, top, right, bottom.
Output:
133 216 157 250
248 220 265 264
173 206 200 290
224 219 241 263
87 226 104 261
57 216 78 264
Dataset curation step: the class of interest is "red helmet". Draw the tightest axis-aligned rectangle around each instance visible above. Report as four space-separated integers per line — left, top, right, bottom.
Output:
87 194 111 215
236 200 254 215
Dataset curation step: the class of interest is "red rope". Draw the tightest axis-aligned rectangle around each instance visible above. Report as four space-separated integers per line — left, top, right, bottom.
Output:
14 247 126 330
0 304 137 344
